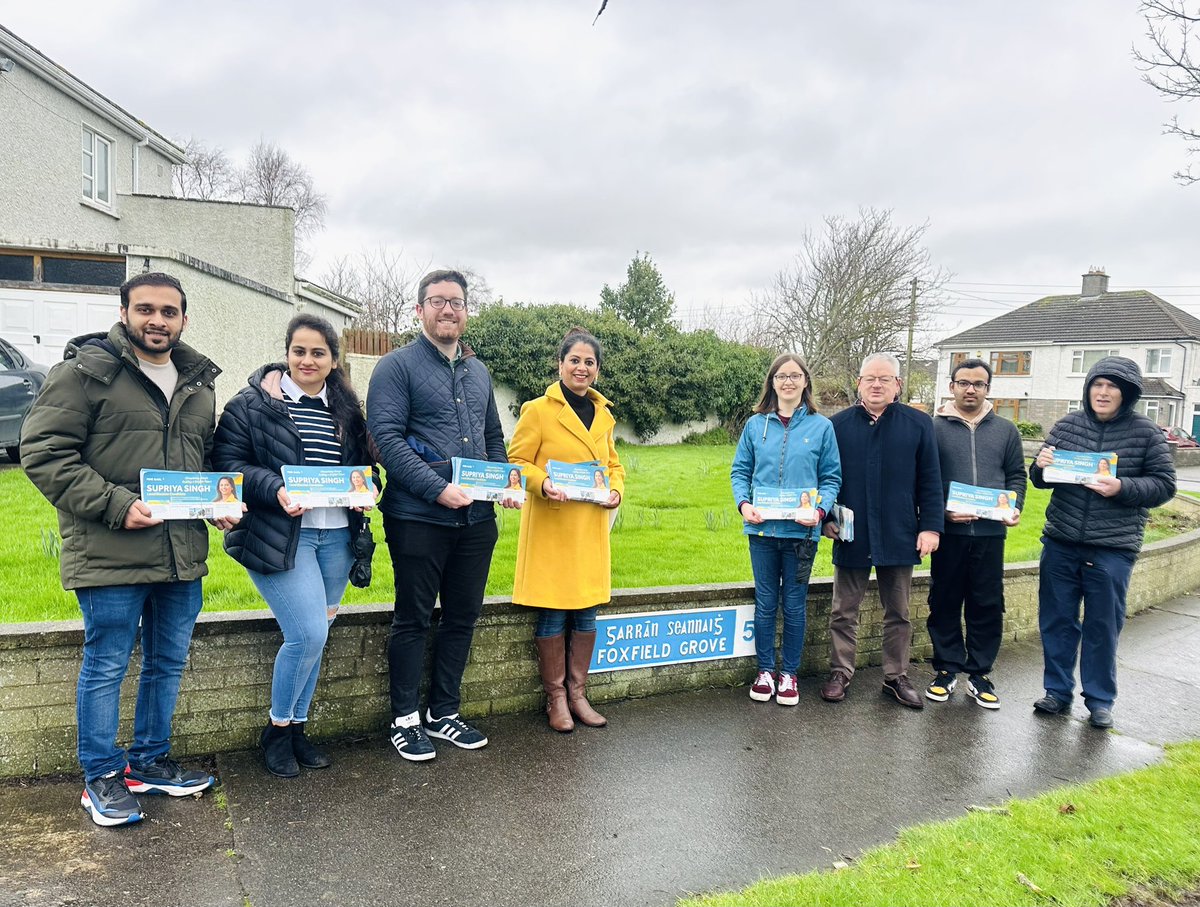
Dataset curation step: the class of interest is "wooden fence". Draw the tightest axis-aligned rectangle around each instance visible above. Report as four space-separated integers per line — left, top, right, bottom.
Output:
342 328 394 357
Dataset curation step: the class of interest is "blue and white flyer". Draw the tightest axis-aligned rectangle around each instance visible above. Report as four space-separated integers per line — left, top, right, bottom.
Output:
946 481 1017 521
451 457 527 504
752 487 819 521
281 465 375 508
1042 450 1118 485
547 459 610 504
140 469 243 520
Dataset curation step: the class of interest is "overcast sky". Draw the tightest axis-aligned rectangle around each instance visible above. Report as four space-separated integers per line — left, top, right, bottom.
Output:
6 1 1200 339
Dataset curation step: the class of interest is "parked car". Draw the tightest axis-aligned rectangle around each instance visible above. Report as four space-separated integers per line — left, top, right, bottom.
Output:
1161 425 1199 448
0 337 48 463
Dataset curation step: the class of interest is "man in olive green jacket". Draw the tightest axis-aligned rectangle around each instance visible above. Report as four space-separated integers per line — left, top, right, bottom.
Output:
21 272 236 827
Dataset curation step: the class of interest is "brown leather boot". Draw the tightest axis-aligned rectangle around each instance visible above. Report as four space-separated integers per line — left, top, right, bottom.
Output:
566 630 607 727
535 634 574 732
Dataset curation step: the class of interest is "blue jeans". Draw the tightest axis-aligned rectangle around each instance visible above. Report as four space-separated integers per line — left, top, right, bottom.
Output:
534 607 598 638
248 528 352 724
1038 537 1135 710
75 580 203 782
749 536 816 675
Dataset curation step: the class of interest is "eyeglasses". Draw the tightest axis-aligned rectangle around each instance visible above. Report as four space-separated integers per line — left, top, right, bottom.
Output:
773 373 806 384
423 296 467 311
952 380 990 390
859 376 897 385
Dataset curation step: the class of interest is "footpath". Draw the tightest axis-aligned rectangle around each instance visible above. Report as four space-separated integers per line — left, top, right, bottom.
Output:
2 593 1198 907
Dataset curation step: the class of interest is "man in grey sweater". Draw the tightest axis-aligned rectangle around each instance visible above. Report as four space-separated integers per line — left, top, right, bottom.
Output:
927 358 1027 709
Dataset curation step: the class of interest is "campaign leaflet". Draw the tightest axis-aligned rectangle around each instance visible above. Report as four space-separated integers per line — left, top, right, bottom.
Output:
281 465 375 508
140 469 243 520
946 481 1017 522
547 459 610 504
752 487 819 521
451 457 526 504
830 503 855 542
1042 450 1118 485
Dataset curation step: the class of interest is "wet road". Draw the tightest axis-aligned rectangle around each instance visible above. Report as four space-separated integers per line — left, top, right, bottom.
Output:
2 595 1197 907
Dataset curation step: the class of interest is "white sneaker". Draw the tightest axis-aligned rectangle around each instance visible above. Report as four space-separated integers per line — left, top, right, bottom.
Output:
749 670 776 702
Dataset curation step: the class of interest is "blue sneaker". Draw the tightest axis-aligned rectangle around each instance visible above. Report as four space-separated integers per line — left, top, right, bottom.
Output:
81 771 143 827
125 757 214 797
424 712 488 750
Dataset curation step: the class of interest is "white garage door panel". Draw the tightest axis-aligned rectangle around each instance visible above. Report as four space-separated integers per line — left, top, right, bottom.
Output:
0 300 34 332
0 288 118 366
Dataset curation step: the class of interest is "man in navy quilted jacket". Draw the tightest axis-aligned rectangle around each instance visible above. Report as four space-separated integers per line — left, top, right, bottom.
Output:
367 269 518 761
1029 356 1175 730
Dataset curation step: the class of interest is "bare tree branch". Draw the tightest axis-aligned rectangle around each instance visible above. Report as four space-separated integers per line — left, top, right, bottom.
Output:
320 247 433 334
171 137 235 200
753 208 946 403
1134 0 1200 183
235 140 328 239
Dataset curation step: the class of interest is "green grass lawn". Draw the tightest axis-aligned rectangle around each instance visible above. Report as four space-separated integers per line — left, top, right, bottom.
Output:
0 445 1191 623
681 740 1200 907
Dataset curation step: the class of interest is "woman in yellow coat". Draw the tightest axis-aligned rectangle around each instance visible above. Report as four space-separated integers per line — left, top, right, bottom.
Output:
509 327 625 732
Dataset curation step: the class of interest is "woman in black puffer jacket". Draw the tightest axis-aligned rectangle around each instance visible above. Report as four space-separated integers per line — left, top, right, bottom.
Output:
213 314 378 777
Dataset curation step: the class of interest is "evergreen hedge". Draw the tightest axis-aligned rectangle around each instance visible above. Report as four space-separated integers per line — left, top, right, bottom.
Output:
463 303 773 440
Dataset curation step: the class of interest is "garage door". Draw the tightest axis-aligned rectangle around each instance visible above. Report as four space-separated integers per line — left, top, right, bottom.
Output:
0 287 120 367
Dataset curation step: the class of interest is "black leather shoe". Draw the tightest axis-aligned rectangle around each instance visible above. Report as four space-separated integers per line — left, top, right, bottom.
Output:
1088 707 1114 729
260 723 299 778
291 723 332 769
1033 694 1071 715
882 676 925 709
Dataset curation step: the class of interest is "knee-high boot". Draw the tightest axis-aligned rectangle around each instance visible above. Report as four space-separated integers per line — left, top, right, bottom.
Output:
535 634 574 732
567 630 607 727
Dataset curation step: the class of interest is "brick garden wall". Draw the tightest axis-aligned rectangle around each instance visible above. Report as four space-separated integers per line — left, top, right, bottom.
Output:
2 527 1199 779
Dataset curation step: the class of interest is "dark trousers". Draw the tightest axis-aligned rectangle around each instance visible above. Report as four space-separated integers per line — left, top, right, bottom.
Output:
1038 536 1135 710
384 516 498 719
926 534 1006 676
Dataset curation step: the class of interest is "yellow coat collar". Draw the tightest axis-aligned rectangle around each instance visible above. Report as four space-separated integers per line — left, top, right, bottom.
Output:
545 381 614 453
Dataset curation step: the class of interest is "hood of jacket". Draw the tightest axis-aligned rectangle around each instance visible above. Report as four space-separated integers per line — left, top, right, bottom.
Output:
248 362 288 401
935 398 993 426
63 323 217 385
1083 356 1143 417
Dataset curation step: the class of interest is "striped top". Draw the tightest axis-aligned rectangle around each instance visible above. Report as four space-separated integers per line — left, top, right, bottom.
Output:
280 373 347 530
284 396 342 464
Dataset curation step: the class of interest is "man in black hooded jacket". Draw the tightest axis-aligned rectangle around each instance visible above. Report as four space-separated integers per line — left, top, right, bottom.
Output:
1029 356 1175 729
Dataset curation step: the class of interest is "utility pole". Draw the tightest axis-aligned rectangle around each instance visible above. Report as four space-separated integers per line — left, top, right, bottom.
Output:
904 277 917 402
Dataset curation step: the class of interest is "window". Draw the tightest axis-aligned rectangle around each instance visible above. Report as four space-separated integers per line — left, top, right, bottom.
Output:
0 251 124 288
82 126 112 205
1066 401 1081 413
0 254 35 282
1146 348 1173 374
1071 349 1119 374
989 351 1031 376
950 352 969 369
41 257 125 287
992 398 1025 421
1144 400 1160 422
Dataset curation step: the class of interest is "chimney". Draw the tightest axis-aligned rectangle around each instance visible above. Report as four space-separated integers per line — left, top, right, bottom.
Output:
1081 267 1109 297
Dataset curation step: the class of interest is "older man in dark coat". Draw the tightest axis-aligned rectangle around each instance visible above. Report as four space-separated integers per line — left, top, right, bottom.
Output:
820 353 944 708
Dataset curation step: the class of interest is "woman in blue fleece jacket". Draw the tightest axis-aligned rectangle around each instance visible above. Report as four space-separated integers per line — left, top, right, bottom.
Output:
730 354 841 706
